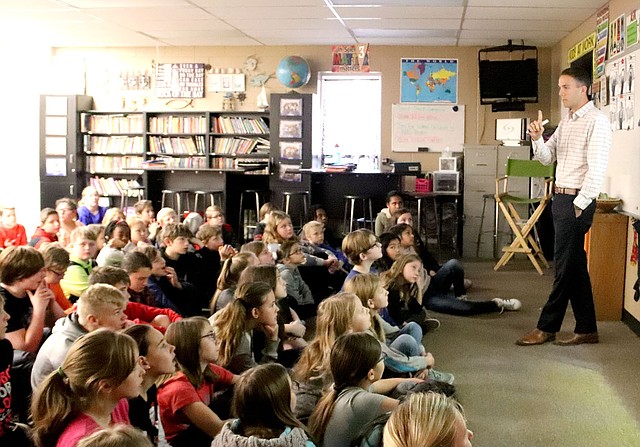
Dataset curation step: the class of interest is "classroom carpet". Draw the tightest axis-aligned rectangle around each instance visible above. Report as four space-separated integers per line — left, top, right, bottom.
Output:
425 258 640 447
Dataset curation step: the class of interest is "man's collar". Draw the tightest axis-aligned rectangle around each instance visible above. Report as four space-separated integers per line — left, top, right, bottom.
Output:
569 100 594 119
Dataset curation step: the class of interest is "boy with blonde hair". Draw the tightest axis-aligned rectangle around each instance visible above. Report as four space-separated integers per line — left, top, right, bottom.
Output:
0 206 27 249
30 283 128 389
77 185 107 225
341 229 383 285
60 226 98 302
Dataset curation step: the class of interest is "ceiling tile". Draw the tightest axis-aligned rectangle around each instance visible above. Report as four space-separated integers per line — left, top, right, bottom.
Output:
202 6 332 20
464 6 597 21
355 29 458 39
336 6 463 19
332 0 464 5
351 18 462 29
468 0 605 7
463 19 582 31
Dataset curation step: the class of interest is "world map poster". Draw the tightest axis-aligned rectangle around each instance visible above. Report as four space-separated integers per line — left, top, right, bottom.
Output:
400 58 458 103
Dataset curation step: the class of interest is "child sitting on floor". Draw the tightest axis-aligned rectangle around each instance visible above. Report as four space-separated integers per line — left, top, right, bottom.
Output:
212 364 316 447
276 240 316 320
159 317 238 447
31 330 145 447
0 206 27 249
29 208 60 249
60 226 98 302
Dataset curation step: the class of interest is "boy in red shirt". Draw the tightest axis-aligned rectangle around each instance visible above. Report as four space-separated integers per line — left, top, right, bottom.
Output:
0 207 27 249
29 208 60 249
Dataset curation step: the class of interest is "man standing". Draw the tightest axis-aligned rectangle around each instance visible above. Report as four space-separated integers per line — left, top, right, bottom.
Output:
517 67 612 346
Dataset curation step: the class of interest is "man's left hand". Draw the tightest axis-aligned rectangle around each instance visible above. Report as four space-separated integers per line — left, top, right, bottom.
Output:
574 205 583 218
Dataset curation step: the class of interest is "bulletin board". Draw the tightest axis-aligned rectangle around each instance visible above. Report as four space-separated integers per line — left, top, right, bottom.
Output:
603 47 640 217
391 104 465 152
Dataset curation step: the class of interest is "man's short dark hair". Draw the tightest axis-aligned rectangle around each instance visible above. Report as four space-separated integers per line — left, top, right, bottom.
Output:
561 67 591 88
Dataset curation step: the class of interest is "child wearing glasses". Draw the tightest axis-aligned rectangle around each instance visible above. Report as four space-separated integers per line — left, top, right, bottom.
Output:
276 240 316 320
341 229 383 285
159 317 239 447
308 333 412 447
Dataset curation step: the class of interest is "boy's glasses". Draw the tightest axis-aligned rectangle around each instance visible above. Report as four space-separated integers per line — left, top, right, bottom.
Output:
378 351 388 363
365 241 381 252
48 268 66 277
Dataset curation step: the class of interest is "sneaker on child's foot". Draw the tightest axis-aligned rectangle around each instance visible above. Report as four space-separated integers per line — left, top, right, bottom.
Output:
493 298 522 312
428 368 455 385
420 317 441 333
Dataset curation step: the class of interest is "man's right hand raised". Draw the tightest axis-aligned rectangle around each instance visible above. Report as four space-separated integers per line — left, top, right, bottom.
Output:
527 110 545 141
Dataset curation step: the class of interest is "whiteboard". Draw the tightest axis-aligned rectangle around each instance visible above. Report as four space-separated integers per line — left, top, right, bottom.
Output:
392 104 465 152
602 47 640 217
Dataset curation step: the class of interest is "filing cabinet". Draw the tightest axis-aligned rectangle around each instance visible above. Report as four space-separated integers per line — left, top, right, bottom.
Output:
463 145 530 258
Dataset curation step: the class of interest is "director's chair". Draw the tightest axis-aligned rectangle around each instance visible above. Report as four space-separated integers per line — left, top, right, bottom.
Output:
493 158 555 275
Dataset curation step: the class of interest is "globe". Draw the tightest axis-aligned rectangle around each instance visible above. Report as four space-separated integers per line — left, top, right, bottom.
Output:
276 56 311 89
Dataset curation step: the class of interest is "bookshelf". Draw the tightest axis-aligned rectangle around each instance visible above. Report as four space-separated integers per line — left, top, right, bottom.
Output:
72 110 271 212
209 112 270 175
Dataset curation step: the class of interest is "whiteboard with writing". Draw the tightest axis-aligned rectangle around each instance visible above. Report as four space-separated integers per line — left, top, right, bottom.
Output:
392 104 465 152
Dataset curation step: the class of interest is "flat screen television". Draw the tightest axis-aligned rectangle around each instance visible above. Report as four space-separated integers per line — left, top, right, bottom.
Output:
479 58 538 104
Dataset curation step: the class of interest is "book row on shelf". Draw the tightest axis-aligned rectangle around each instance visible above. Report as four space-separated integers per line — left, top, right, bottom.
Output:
212 137 269 155
148 136 206 155
81 113 269 136
143 156 270 171
143 156 208 169
81 113 144 134
89 177 143 197
83 135 144 154
211 116 269 134
148 115 208 134
87 155 144 173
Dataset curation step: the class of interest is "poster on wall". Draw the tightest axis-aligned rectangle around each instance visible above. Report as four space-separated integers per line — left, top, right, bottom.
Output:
400 58 458 104
595 7 609 79
155 63 205 98
627 9 639 48
609 14 626 58
332 44 370 72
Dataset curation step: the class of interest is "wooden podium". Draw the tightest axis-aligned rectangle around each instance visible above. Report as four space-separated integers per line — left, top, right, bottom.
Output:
585 212 628 321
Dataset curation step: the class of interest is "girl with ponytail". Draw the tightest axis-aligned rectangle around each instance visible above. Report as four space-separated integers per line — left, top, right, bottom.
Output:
31 329 145 447
210 281 280 374
308 332 403 447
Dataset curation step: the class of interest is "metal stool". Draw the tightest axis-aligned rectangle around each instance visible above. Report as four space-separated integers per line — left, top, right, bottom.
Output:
282 190 310 229
161 189 191 217
120 186 145 210
239 189 269 242
476 193 499 258
342 195 374 234
193 190 224 213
